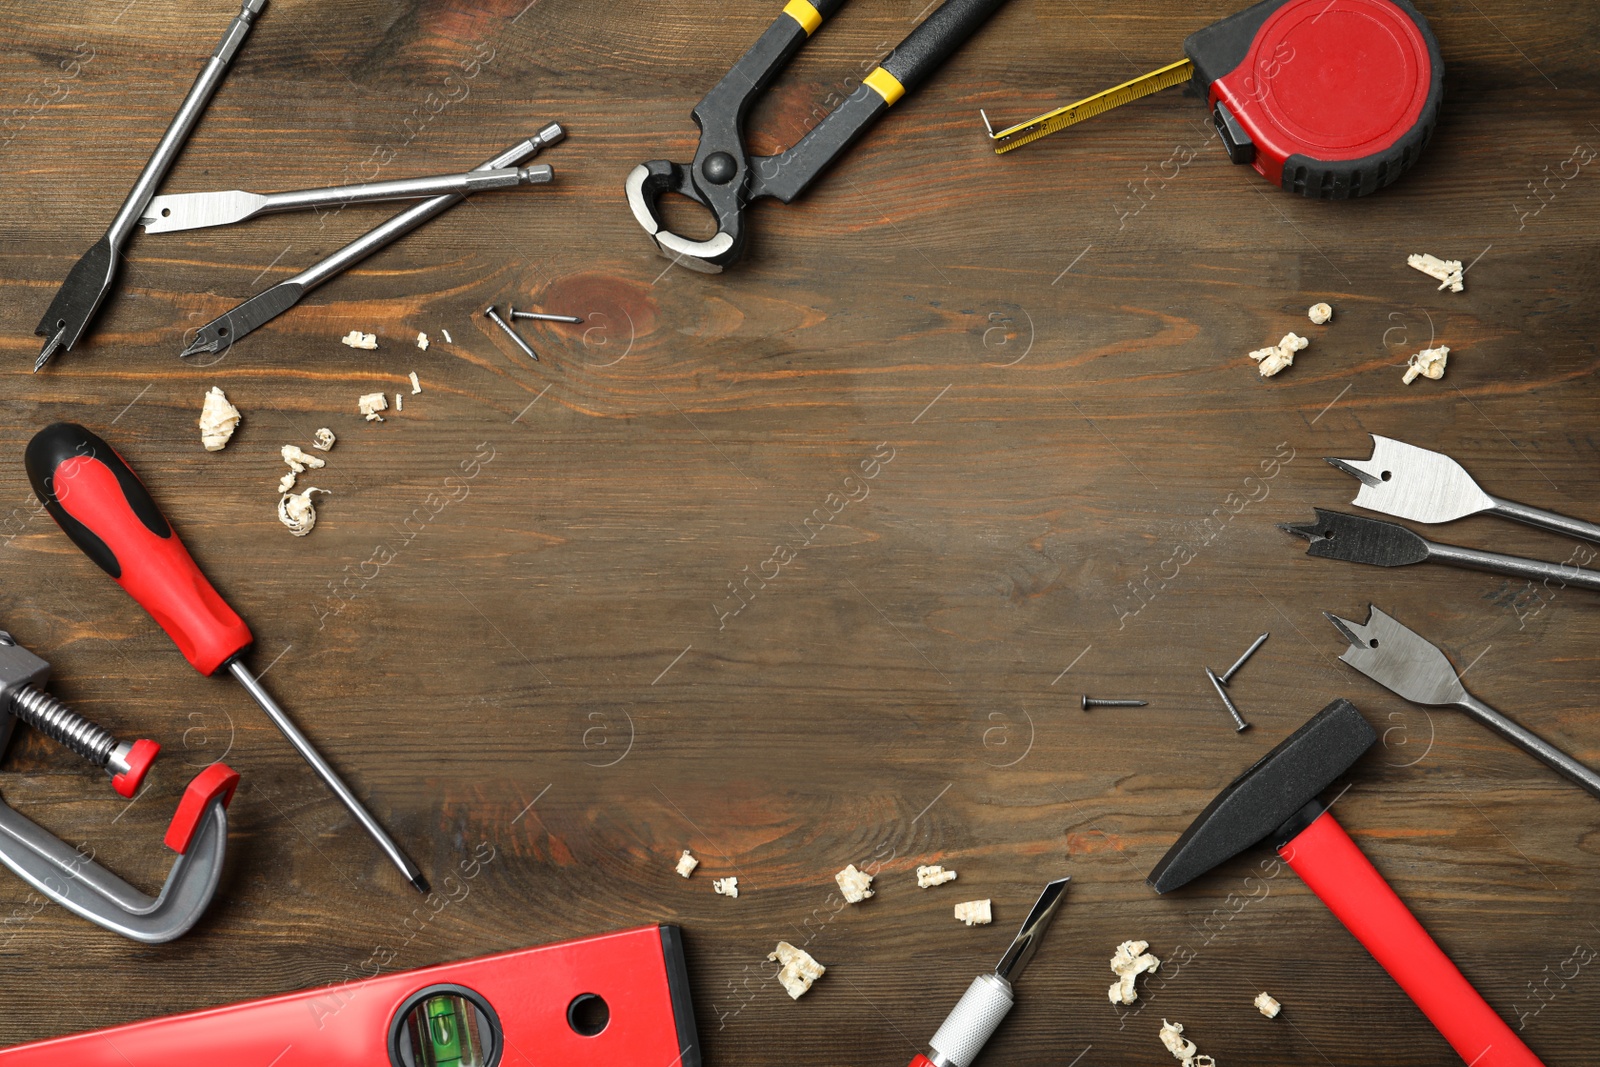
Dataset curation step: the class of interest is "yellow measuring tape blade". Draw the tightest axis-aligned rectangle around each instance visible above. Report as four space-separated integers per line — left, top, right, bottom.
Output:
991 58 1195 154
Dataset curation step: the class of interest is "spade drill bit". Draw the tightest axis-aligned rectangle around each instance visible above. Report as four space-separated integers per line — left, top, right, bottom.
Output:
34 0 268 371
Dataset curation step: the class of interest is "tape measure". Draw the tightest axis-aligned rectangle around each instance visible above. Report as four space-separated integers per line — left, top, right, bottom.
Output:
991 0 1443 200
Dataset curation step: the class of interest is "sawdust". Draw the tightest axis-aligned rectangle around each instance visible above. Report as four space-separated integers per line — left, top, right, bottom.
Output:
1403 345 1449 384
1407 252 1464 293
954 899 992 926
1248 332 1308 378
198 387 241 451
713 877 739 898
340 330 378 350
358 393 388 422
916 864 957 888
768 941 825 999
675 850 698 878
1108 939 1161 1005
312 428 336 452
278 487 327 537
835 864 874 903
1255 991 1281 1018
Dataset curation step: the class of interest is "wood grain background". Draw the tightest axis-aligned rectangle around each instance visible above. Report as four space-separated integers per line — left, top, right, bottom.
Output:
0 0 1597 1063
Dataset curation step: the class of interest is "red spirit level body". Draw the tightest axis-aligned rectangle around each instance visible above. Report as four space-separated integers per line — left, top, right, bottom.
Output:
0 924 701 1066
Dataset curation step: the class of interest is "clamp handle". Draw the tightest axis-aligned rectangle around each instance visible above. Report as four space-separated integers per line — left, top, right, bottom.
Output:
1280 806 1544 1066
26 423 252 676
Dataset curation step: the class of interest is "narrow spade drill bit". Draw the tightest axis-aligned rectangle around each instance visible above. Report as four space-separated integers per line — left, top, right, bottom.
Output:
34 0 268 371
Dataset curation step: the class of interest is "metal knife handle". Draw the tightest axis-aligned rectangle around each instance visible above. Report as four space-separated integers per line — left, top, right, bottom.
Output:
1458 693 1600 800
285 130 560 292
1489 496 1600 546
1426 541 1600 592
106 0 267 246
918 973 1014 1067
256 167 531 215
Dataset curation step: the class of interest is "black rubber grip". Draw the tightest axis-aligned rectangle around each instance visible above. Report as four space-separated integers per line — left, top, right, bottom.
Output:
25 422 171 579
879 0 1009 92
659 925 703 1067
810 0 848 17
1184 0 1292 94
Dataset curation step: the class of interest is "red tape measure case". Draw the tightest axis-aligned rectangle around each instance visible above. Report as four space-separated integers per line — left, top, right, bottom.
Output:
1185 0 1443 199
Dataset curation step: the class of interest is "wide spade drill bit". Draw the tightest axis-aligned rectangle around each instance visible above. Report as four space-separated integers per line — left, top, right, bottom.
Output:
33 0 268 371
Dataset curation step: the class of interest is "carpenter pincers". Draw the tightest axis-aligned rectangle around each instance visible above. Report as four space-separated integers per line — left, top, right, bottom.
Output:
626 0 1008 273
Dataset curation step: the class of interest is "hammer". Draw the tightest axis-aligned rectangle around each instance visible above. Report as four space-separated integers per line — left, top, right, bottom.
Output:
1148 698 1544 1067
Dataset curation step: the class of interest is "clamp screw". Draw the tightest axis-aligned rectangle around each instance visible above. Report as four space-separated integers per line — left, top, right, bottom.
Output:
1081 696 1148 710
0 630 159 795
702 151 737 184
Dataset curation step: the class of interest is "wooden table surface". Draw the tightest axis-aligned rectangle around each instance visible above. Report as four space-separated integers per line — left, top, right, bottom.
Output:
1 0 1597 1063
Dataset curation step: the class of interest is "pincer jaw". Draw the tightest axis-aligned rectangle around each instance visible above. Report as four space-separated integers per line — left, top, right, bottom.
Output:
625 161 739 274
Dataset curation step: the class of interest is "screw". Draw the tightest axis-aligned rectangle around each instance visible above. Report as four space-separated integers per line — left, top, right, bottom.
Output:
1205 668 1250 731
1081 696 1148 711
484 305 539 362
508 308 584 324
1219 632 1269 685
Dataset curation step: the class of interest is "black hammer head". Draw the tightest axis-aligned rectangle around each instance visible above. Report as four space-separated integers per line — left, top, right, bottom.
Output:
1147 699 1376 893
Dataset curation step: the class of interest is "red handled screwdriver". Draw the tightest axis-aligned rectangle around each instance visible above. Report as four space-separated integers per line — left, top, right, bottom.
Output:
989 0 1442 199
25 422 428 894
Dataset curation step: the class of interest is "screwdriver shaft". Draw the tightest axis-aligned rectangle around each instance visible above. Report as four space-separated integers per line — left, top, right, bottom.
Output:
227 659 428 893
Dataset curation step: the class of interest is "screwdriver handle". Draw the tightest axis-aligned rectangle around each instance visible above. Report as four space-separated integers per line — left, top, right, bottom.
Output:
25 423 252 676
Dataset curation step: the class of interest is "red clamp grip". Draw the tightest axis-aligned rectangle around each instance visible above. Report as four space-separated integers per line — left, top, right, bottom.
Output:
164 763 240 854
25 423 253 677
1280 810 1544 1067
110 738 160 799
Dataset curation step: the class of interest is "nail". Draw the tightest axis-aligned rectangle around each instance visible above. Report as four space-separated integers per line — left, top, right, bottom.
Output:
485 305 538 361
508 307 584 324
1081 696 1148 711
1220 633 1269 685
1205 668 1249 731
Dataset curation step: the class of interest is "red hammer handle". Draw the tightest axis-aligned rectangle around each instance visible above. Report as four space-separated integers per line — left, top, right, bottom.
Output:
1280 810 1543 1067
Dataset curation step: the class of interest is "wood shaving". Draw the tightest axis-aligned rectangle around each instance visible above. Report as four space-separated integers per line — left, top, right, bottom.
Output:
442 328 453 344
1248 332 1308 378
1403 345 1449 384
1307 302 1332 325
197 387 241 451
675 849 699 877
277 471 296 494
395 393 403 412
1159 1019 1201 1066
767 941 824 1000
409 371 422 394
358 393 388 422
713 876 739 898
916 864 957 888
416 332 429 351
1407 252 1464 293
835 863 874 903
281 445 326 473
1255 991 1281 1018
954 899 992 926
340 330 378 350
1108 939 1161 1005
278 487 327 537
312 428 336 452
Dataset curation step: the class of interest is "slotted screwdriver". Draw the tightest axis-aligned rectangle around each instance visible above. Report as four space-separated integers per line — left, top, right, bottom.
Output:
25 422 427 894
